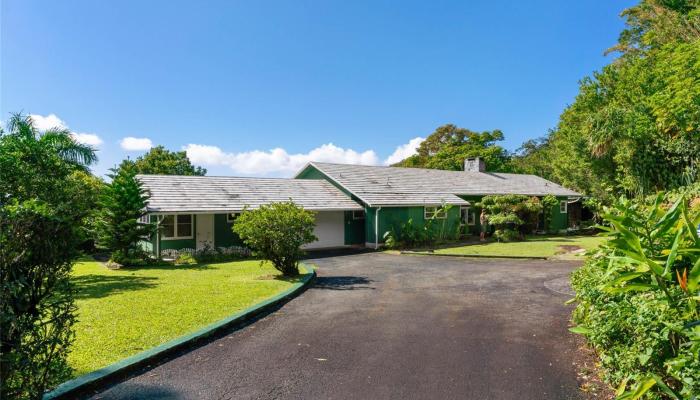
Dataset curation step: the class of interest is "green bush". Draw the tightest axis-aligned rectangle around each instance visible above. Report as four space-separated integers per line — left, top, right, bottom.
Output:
233 202 316 276
477 195 543 241
570 194 700 399
174 253 197 265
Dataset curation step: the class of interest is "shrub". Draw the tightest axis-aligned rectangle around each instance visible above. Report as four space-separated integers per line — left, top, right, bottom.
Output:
174 253 197 265
233 202 317 276
97 160 155 266
477 195 543 241
570 194 700 399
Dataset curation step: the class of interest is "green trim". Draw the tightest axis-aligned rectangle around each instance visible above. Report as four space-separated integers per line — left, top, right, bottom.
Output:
43 263 316 400
399 250 548 260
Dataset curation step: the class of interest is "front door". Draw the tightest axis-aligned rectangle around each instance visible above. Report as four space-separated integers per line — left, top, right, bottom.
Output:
196 214 214 250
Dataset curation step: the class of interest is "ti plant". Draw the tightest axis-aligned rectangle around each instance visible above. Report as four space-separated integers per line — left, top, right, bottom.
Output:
574 194 700 399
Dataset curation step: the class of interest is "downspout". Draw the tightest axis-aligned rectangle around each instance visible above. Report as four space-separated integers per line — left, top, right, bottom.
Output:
375 207 382 250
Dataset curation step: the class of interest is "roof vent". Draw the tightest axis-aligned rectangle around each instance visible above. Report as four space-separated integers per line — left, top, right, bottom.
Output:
464 157 485 172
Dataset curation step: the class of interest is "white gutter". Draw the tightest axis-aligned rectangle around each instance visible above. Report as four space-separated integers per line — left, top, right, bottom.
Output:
375 207 382 250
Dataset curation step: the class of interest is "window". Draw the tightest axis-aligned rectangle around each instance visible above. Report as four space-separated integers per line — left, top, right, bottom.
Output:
424 206 447 219
226 212 241 223
560 201 568 213
138 215 150 224
352 210 365 220
461 207 476 225
160 214 193 239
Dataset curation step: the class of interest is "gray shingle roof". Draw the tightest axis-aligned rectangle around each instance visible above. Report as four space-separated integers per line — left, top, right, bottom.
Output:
137 175 363 213
298 162 580 207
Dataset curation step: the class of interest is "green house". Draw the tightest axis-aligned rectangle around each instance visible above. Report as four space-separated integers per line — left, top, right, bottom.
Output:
294 158 581 248
137 158 581 256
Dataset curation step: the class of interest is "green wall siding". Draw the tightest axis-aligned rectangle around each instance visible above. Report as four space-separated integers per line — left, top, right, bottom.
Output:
214 213 244 247
365 205 461 245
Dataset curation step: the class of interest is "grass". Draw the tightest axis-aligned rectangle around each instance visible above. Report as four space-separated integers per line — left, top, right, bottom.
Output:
431 235 607 259
68 259 305 377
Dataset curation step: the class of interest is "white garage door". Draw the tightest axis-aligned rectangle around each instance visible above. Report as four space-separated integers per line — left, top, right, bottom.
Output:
304 211 345 249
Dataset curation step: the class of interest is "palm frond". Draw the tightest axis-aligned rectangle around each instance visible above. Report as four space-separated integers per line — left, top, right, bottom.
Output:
40 129 98 167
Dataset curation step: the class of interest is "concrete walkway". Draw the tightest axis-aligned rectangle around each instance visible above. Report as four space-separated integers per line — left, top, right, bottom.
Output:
88 252 584 400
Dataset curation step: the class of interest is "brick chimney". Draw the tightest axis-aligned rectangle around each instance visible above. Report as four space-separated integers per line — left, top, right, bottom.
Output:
464 157 485 172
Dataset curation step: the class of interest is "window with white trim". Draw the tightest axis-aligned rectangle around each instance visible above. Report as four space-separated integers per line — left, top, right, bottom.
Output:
160 214 193 239
226 212 241 223
461 207 476 225
560 201 568 213
424 206 447 219
352 210 365 220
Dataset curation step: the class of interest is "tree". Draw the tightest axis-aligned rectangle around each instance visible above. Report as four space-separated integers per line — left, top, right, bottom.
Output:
477 195 543 241
97 160 155 265
393 124 513 172
133 145 206 176
514 1 700 200
0 113 96 399
233 202 317 276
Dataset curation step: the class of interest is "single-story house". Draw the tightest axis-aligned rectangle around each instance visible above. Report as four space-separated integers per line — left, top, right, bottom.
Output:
137 157 581 257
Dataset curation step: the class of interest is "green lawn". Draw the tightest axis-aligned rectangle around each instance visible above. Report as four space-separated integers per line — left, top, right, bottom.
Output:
69 259 305 377
432 235 607 259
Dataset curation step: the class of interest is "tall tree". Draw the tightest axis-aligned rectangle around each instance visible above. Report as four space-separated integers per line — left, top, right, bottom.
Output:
394 124 513 172
97 160 155 265
0 113 97 399
515 0 700 200
133 145 206 176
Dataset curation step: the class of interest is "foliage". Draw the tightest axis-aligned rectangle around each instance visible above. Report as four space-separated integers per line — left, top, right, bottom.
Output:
382 205 459 249
513 1 700 201
174 253 197 265
233 202 317 276
541 195 559 233
477 195 544 241
132 145 206 176
68 259 303 376
97 160 155 265
0 113 97 399
393 124 513 172
70 171 105 251
570 193 700 399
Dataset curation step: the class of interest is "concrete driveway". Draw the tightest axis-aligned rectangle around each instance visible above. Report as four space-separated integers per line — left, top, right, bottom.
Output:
88 252 585 400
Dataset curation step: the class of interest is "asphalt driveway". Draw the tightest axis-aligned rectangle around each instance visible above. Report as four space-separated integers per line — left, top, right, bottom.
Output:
88 252 585 400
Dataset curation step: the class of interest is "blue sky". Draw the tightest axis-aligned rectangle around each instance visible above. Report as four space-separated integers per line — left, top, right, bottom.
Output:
1 0 634 177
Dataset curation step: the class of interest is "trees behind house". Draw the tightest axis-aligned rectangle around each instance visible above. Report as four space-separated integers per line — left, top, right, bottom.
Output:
233 202 317 276
132 145 206 176
97 160 155 265
0 114 97 399
393 125 513 172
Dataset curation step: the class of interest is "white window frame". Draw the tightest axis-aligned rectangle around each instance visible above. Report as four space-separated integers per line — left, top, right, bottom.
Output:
466 207 476 225
352 210 365 220
159 214 194 240
226 212 241 223
424 206 447 220
560 201 568 213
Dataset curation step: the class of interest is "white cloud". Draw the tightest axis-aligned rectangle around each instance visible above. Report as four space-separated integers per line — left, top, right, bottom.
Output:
30 113 67 131
71 132 103 146
383 137 425 165
184 143 379 176
29 113 104 148
120 137 153 151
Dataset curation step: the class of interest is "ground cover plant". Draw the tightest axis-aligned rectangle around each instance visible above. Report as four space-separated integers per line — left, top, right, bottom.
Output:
68 258 306 376
570 194 700 399
432 235 606 259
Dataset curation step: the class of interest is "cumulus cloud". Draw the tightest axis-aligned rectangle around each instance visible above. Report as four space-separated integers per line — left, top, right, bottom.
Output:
184 143 379 176
29 113 104 148
383 137 425 165
120 137 153 151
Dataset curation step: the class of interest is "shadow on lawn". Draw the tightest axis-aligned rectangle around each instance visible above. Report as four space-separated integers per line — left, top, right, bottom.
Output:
312 276 374 291
73 274 158 300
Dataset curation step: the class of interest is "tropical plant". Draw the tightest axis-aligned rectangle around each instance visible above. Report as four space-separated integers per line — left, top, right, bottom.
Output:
0 113 97 399
97 160 155 265
233 202 317 276
570 193 700 399
477 195 543 241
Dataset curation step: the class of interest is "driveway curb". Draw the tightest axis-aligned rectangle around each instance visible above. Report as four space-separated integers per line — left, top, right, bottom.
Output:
400 250 548 260
43 263 316 400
